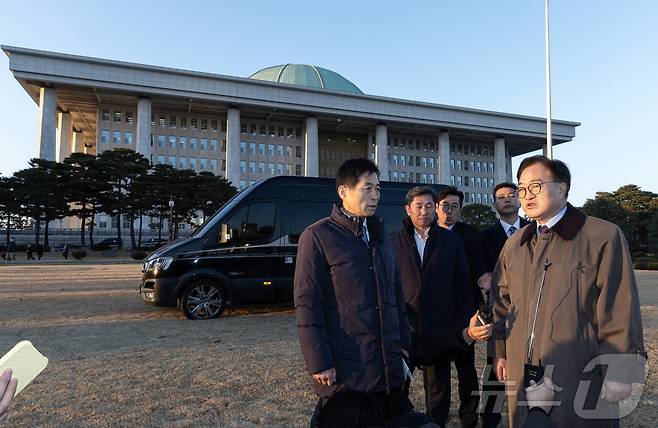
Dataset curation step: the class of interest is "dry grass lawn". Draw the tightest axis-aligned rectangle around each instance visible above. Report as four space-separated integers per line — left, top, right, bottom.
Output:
0 263 655 427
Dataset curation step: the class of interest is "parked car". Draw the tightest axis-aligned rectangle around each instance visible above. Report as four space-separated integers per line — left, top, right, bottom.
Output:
51 244 66 252
140 176 446 320
140 238 168 250
92 238 121 251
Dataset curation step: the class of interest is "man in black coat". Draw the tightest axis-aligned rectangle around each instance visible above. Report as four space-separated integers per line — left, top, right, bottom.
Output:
435 186 487 428
391 186 493 427
478 182 528 428
294 159 423 427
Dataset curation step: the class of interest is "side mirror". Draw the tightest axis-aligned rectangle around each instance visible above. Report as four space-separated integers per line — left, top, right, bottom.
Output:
220 224 229 244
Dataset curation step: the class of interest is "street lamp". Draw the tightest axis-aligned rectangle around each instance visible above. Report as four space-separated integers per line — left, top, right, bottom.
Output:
168 197 175 242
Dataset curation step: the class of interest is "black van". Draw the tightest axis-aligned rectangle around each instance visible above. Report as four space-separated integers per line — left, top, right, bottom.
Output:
140 176 445 319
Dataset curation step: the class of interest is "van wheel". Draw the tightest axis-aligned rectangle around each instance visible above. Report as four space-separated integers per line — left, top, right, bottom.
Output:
180 280 227 320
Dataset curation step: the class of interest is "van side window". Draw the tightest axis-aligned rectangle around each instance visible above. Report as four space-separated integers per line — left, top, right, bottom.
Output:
290 202 333 243
221 202 276 246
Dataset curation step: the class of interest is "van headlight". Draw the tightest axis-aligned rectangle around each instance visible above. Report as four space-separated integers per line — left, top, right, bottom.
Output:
146 256 174 272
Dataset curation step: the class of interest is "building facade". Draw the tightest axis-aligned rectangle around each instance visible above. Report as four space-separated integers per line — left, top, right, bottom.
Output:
3 46 579 237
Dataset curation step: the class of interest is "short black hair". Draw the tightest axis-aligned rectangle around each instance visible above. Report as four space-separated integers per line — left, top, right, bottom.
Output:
516 155 571 197
405 186 438 205
492 182 518 199
336 158 380 190
437 186 464 207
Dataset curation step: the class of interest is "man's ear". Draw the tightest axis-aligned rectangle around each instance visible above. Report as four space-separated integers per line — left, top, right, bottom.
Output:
404 204 411 217
338 185 346 201
559 182 568 199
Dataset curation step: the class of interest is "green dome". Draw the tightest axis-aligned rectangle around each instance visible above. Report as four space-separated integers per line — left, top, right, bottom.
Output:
249 64 363 94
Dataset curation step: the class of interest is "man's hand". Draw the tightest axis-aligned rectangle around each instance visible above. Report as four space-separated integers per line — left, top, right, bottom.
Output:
467 311 493 342
600 380 633 402
478 272 493 291
495 357 507 381
0 369 18 423
525 376 557 414
312 368 336 386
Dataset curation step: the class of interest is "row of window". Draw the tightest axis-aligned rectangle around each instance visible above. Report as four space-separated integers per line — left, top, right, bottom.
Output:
387 137 436 152
156 135 220 152
153 114 225 132
464 193 494 205
154 156 218 173
386 140 496 158
240 142 302 158
391 154 436 168
451 159 495 173
100 130 133 145
102 110 308 140
389 171 437 184
450 143 494 158
102 110 231 134
101 109 134 125
240 123 302 139
239 161 302 177
450 176 495 188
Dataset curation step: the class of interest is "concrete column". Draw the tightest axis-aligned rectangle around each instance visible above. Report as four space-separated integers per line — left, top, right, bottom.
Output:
304 116 319 177
72 131 85 153
56 112 72 162
375 124 388 180
136 98 152 161
36 87 57 161
367 131 374 161
438 131 450 184
226 107 241 186
505 151 513 182
494 137 507 184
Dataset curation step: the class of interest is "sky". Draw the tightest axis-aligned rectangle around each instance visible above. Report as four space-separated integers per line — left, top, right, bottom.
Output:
1 0 656 205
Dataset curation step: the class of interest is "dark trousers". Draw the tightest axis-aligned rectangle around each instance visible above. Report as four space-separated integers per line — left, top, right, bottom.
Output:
310 389 434 428
423 347 479 428
481 356 504 427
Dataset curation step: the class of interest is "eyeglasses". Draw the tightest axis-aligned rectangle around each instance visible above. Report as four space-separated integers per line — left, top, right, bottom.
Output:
518 181 560 199
438 203 460 212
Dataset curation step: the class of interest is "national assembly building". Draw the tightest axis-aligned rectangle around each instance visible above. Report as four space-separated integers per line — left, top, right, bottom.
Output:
3 45 578 209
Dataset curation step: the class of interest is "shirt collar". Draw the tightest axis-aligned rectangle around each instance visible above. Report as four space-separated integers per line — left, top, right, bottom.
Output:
537 204 568 234
520 203 587 245
341 206 368 237
340 207 364 223
500 217 521 234
414 227 430 241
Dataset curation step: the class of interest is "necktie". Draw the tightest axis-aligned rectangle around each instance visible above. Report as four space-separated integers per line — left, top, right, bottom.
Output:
508 226 517 237
360 221 369 246
538 225 550 235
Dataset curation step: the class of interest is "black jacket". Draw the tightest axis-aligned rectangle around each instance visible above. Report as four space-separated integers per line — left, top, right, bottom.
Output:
447 221 487 308
391 219 473 364
294 204 411 398
480 218 530 273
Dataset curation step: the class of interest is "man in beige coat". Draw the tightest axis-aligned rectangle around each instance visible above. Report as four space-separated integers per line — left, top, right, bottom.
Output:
491 155 646 428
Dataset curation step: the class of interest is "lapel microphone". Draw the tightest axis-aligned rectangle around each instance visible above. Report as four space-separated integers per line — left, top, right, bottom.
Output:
524 258 551 387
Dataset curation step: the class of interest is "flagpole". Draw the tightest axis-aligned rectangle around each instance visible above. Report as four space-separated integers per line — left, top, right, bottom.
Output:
545 0 553 159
